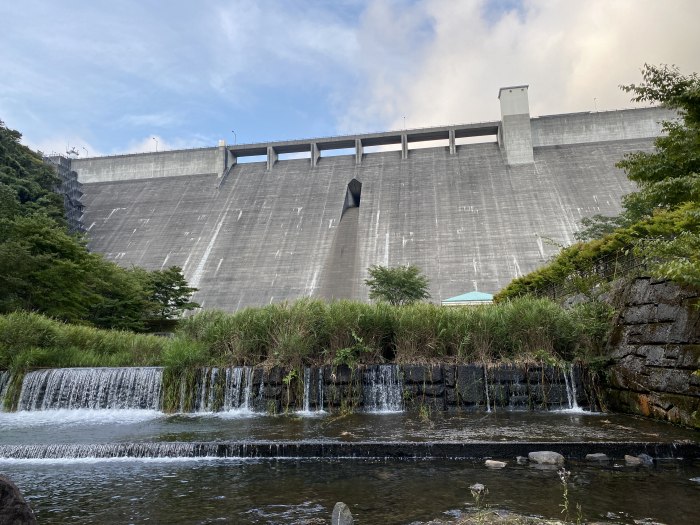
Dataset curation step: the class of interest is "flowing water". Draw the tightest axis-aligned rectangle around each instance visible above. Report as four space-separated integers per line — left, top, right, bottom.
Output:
1 366 699 523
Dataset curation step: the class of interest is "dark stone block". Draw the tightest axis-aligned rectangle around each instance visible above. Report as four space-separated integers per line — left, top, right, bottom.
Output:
490 364 525 383
456 365 485 405
401 365 443 384
444 366 456 387
419 383 445 398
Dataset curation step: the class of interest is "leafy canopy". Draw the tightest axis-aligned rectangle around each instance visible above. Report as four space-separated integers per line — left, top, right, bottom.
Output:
0 119 199 329
365 264 430 306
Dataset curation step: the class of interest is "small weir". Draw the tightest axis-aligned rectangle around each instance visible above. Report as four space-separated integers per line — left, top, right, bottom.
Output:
17 367 163 411
2 363 592 414
2 440 698 461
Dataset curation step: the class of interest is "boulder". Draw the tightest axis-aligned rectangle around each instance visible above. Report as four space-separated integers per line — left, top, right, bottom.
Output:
515 456 528 465
484 460 506 469
624 454 642 466
585 453 609 462
528 451 565 465
0 475 37 525
332 502 354 525
637 453 654 466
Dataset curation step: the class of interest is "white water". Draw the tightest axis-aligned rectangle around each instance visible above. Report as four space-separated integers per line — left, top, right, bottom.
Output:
363 365 403 413
297 367 325 416
191 367 220 412
562 365 585 413
0 408 163 428
484 365 492 413
18 368 163 411
222 367 256 414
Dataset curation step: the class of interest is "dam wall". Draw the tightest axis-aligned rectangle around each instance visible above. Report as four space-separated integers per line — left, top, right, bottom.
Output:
74 95 672 311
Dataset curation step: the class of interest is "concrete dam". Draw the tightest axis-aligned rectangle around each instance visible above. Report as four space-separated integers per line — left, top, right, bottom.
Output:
72 86 672 310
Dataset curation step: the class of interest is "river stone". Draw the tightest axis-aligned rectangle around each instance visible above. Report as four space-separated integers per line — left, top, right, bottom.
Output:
637 453 654 466
516 456 528 464
528 451 565 465
485 459 506 468
586 453 610 462
625 454 642 466
332 502 354 525
469 483 486 494
0 475 37 525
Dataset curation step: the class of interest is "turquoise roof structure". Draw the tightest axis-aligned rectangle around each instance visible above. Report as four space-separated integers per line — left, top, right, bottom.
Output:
442 291 494 303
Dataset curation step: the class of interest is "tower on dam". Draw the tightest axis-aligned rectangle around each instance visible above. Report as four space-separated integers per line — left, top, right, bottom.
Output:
69 88 673 311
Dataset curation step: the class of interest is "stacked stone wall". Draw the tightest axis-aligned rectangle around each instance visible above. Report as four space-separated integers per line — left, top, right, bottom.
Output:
606 278 700 428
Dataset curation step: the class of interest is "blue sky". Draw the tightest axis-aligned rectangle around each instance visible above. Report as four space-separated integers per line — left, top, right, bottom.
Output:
1 0 699 157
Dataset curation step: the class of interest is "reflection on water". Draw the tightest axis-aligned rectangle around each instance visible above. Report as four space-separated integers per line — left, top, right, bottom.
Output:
2 458 700 524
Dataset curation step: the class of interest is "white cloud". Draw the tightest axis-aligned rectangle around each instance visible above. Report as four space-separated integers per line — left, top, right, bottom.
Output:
337 0 700 133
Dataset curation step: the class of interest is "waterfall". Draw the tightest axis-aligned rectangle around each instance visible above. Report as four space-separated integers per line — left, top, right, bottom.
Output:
363 365 403 413
297 367 324 415
317 368 325 412
483 365 491 413
301 367 311 413
191 367 219 412
17 368 163 411
222 367 255 412
0 370 10 411
563 365 582 411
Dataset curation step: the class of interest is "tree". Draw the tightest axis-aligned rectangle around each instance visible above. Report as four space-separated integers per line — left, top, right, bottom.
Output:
0 120 200 329
577 64 700 240
365 264 430 306
143 266 200 320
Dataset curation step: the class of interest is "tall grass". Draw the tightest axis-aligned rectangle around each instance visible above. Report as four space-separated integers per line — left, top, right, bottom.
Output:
0 311 167 371
0 296 614 374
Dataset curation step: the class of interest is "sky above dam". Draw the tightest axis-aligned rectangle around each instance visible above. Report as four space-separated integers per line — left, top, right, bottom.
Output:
1 0 699 158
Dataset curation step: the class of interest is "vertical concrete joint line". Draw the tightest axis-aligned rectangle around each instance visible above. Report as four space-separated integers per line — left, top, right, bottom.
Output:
355 139 362 166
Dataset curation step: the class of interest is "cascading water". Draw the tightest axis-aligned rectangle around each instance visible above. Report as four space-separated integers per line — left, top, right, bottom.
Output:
222 367 256 412
363 365 403 413
297 368 325 415
191 367 220 412
301 367 312 413
563 365 582 411
483 365 492 413
17 368 163 411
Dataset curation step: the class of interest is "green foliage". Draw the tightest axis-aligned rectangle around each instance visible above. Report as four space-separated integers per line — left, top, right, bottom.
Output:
0 120 198 330
141 266 199 320
635 229 700 287
0 311 166 372
365 264 430 306
531 64 700 295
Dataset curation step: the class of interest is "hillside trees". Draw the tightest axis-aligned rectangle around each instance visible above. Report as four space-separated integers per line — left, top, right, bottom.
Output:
499 64 700 299
0 120 198 329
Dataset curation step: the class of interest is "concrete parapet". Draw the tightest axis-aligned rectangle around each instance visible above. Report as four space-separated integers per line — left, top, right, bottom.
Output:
72 147 221 184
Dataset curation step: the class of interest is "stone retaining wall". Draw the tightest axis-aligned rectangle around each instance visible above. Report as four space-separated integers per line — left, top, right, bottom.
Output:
233 363 591 413
606 278 700 428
